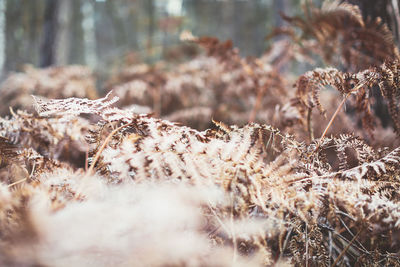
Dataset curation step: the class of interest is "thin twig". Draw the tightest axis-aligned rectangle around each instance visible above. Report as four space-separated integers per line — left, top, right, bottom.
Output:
30 162 36 177
277 227 293 263
249 85 266 123
230 192 237 266
8 162 36 188
207 201 231 235
329 231 332 266
305 223 309 267
335 210 356 221
85 145 89 172
87 122 132 175
319 95 348 142
316 82 366 151
331 229 362 267
307 107 314 141
338 217 369 253
8 178 27 188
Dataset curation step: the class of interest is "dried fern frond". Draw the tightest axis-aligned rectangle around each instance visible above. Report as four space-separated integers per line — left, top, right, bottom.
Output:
0 136 19 166
293 60 400 137
333 134 376 171
106 35 289 129
0 65 98 116
293 67 355 117
6 92 399 265
376 60 400 133
282 1 399 71
283 1 364 36
0 109 92 168
339 145 400 181
33 91 119 119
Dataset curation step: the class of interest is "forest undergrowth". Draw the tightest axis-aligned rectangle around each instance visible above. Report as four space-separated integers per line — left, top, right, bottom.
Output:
0 1 400 266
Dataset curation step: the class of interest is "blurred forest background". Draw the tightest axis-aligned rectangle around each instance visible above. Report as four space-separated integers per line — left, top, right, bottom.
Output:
0 0 315 82
0 0 399 86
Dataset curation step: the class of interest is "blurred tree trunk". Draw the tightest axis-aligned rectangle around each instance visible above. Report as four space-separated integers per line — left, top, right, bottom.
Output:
127 3 138 51
0 0 5 76
146 0 155 58
106 2 127 52
28 0 43 67
40 0 59 67
55 0 71 65
233 1 241 49
81 0 97 68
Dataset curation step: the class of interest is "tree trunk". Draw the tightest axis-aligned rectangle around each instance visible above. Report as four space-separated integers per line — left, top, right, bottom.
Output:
0 0 6 76
81 0 97 68
40 0 59 67
146 0 155 58
55 0 71 65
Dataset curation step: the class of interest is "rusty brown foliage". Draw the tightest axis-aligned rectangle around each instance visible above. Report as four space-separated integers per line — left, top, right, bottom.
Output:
0 1 400 266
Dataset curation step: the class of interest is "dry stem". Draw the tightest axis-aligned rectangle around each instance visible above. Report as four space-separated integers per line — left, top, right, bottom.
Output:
87 122 133 175
331 229 361 267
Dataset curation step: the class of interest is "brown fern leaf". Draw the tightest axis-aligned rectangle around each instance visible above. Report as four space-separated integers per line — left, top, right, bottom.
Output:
33 91 119 119
0 136 19 167
293 67 354 117
282 1 399 71
0 65 98 116
376 61 400 134
301 134 376 173
33 93 299 187
98 121 283 184
0 108 92 168
107 34 289 130
347 17 400 68
192 36 239 67
333 134 376 171
23 93 400 265
283 1 364 37
293 60 400 137
339 146 400 181
0 136 69 186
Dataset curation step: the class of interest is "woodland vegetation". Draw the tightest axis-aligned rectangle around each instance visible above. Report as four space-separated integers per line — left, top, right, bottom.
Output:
1 1 400 266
